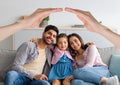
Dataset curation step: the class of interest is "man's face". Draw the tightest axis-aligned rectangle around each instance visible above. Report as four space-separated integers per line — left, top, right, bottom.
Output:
42 29 57 45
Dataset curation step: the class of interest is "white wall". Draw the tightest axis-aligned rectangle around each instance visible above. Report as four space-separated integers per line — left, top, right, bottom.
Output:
0 0 120 27
0 0 120 49
13 29 113 50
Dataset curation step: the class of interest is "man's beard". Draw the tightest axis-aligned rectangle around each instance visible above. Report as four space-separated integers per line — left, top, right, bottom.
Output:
43 36 53 45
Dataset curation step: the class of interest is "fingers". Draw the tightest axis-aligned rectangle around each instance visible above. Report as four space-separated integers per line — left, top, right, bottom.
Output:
31 8 63 23
65 75 74 81
35 8 63 15
34 74 48 80
65 7 85 15
40 74 48 80
37 8 63 12
64 7 89 23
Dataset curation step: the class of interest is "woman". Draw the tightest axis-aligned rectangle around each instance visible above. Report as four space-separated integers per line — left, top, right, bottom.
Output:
68 33 119 85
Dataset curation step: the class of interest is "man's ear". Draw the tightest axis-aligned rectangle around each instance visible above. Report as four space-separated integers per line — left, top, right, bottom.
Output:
42 32 44 38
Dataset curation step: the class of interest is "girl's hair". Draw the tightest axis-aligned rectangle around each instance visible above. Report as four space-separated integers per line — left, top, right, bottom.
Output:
52 33 68 49
68 33 88 58
56 33 68 44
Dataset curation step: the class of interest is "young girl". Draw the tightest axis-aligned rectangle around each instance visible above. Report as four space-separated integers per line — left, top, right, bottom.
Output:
48 33 74 85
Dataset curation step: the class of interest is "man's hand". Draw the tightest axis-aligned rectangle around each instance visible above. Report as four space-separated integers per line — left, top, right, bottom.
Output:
33 74 48 80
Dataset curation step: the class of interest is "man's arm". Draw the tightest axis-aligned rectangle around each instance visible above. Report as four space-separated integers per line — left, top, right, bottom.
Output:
65 7 120 48
12 42 35 79
0 8 62 41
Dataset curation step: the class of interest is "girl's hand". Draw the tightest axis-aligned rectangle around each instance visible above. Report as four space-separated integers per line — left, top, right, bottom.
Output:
65 75 74 81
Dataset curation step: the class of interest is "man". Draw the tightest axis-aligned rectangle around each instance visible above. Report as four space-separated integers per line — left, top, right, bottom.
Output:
4 25 59 85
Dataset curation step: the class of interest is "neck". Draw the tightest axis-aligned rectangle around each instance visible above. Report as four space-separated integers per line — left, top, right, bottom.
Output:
38 39 47 49
77 48 84 55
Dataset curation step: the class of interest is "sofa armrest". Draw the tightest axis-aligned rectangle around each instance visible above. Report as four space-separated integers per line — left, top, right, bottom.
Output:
98 46 120 66
0 49 16 81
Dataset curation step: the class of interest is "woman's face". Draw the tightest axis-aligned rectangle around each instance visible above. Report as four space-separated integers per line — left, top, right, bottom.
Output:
69 36 81 51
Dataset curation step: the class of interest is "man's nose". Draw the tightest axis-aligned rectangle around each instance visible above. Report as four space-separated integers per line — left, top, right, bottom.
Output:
50 35 55 40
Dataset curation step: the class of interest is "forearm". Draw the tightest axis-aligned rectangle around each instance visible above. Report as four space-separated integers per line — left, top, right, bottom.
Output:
12 42 35 79
12 65 35 79
98 25 120 48
0 21 27 41
0 8 63 41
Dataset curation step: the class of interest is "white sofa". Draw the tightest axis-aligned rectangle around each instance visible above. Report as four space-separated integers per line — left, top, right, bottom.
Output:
0 47 120 85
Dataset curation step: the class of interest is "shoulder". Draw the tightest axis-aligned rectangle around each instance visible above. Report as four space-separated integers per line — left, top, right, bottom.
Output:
18 41 37 50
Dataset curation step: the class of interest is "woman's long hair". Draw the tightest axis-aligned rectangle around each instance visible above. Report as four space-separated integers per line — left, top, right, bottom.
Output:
68 33 88 58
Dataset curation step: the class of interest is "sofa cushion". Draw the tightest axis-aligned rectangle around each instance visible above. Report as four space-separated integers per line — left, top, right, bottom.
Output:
98 47 120 66
109 54 120 81
0 49 16 82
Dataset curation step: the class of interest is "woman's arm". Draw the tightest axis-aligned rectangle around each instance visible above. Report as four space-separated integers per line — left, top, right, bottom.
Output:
65 7 120 48
0 8 62 41
84 45 98 67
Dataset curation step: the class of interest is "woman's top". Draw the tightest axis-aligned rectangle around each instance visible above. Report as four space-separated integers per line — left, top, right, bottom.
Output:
48 54 74 82
75 45 106 68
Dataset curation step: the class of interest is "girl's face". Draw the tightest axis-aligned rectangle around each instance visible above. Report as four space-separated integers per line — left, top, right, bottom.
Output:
69 36 81 51
57 37 68 51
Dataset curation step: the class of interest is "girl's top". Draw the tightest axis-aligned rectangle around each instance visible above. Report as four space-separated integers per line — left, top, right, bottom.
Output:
48 45 74 82
76 45 106 68
48 45 74 64
49 54 74 82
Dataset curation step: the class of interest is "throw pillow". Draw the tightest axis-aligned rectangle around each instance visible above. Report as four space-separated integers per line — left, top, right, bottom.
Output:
109 54 120 81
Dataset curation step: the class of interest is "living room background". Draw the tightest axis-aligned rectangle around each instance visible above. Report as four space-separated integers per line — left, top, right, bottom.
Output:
0 0 119 50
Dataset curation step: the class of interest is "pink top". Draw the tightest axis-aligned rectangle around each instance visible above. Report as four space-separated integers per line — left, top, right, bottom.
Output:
76 45 106 68
49 45 74 64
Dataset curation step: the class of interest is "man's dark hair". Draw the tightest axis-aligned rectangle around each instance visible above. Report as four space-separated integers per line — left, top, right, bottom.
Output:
44 25 59 35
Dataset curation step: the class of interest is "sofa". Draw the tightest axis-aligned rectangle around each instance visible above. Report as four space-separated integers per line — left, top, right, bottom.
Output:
0 47 120 85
